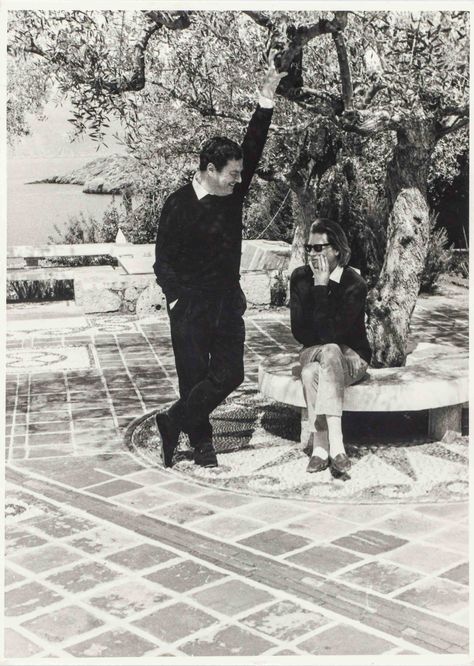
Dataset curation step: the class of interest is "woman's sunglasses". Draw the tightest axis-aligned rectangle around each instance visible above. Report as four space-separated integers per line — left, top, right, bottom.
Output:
304 243 331 253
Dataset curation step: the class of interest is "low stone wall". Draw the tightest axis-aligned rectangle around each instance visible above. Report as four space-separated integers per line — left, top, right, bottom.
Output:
75 275 166 317
74 270 289 315
7 239 292 314
74 239 292 315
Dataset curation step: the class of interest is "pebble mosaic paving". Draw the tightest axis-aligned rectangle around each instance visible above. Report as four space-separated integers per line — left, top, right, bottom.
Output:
131 400 469 503
4 283 470 660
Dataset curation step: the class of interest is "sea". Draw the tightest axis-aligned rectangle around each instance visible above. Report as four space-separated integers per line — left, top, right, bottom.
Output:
6 96 128 246
7 156 123 246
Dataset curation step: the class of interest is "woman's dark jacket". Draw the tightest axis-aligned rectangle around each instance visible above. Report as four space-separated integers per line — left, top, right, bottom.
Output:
290 264 372 364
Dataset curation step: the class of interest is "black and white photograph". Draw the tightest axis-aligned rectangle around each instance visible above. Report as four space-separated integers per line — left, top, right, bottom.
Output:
3 2 471 663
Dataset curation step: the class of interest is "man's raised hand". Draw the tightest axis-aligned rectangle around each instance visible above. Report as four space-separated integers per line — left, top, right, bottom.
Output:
260 48 287 100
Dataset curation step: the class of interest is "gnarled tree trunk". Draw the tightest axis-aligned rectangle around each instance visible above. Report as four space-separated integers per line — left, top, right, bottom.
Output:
367 121 436 367
288 186 318 274
287 123 340 273
367 188 429 366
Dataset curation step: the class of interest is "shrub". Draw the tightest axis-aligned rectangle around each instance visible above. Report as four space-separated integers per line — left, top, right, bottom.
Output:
7 279 73 302
48 206 123 266
121 189 162 244
243 180 294 243
456 254 469 279
420 214 452 293
7 204 124 302
270 270 288 306
448 227 469 279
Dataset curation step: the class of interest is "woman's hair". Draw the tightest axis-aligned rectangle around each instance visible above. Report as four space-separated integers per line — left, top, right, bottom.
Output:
199 137 242 172
310 217 351 266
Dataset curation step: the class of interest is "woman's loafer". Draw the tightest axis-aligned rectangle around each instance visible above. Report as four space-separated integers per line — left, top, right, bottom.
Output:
330 453 351 474
306 455 329 473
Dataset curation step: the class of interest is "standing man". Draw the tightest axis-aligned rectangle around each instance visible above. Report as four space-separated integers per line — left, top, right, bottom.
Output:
154 55 285 469
290 218 372 475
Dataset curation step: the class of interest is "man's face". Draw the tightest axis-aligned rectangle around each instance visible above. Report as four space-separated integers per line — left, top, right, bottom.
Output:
207 159 243 196
307 232 340 273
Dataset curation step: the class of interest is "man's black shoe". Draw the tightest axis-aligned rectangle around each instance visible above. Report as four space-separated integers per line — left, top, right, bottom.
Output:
194 444 218 468
155 412 179 468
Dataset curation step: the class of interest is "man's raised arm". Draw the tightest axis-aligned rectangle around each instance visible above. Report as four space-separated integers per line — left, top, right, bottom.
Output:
240 52 286 195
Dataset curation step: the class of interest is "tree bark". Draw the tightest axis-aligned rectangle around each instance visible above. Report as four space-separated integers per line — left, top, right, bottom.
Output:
286 122 340 272
367 122 436 367
367 187 430 367
288 187 318 274
316 157 386 279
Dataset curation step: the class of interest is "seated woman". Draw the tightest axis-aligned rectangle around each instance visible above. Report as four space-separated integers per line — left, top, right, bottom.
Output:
290 218 372 474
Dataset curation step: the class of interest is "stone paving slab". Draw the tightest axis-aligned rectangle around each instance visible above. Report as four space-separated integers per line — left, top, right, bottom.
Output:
65 628 159 658
240 599 330 642
297 622 397 654
394 577 469 616
4 284 471 660
285 544 363 575
190 578 274 616
335 559 422 595
179 624 277 656
131 601 218 644
5 581 64 617
145 560 228 594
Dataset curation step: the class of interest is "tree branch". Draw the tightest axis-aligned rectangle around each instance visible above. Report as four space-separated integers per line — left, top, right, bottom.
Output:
437 114 469 138
440 104 468 117
144 10 192 30
255 166 290 188
361 80 386 107
100 21 161 93
250 11 349 47
7 33 45 57
341 108 400 136
285 87 344 117
8 11 192 96
244 10 350 110
152 81 249 125
331 30 353 110
243 11 274 30
293 11 349 45
98 11 192 94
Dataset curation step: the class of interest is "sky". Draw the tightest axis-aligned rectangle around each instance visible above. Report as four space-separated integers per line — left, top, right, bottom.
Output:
8 97 126 160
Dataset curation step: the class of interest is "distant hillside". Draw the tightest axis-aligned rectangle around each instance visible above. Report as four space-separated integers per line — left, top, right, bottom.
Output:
30 153 137 194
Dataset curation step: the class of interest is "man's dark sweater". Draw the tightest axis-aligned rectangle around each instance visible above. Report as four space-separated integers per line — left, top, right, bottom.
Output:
290 264 372 364
154 105 273 303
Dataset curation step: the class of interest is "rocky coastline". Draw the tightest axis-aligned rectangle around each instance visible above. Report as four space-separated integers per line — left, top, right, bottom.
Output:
28 153 135 194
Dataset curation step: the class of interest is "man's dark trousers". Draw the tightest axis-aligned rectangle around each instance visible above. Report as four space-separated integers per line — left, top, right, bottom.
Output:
167 285 246 448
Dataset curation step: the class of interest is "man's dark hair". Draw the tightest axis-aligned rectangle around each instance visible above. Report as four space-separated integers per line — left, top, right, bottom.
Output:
199 136 243 172
310 218 351 267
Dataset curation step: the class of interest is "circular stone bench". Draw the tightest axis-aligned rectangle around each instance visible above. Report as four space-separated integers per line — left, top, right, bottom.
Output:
258 343 468 444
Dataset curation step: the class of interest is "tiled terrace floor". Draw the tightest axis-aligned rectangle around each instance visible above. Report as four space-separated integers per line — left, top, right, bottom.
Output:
4 279 470 662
